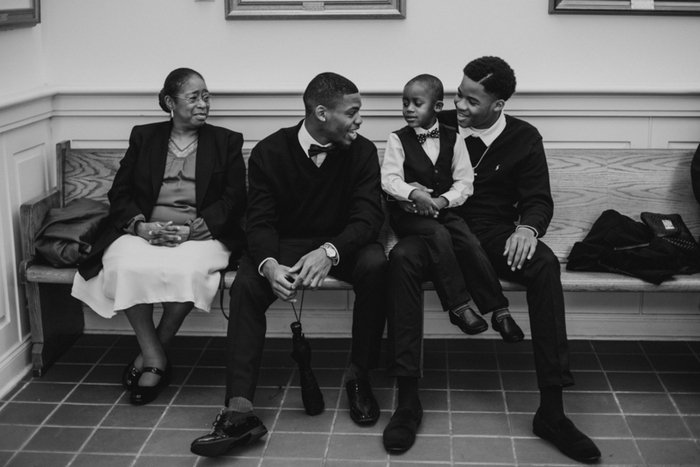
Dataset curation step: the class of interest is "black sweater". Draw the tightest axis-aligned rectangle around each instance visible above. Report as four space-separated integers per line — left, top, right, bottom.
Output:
245 120 384 266
438 111 553 237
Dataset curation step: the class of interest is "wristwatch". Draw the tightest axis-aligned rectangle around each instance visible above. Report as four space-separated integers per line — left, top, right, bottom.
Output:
321 243 338 265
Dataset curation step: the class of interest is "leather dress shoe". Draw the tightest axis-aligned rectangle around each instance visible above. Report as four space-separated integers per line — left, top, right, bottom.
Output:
491 314 524 343
383 404 423 453
129 360 172 405
346 378 380 425
122 358 141 390
449 306 488 335
190 409 268 458
533 409 601 463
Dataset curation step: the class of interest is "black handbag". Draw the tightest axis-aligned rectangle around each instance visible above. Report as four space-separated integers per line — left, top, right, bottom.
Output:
35 198 110 267
640 212 700 266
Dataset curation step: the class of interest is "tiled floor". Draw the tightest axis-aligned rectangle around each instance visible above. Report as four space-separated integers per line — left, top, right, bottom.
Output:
1 335 700 467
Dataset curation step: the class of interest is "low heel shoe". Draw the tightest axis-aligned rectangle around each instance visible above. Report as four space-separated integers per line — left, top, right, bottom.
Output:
129 361 172 405
491 314 524 343
346 378 380 425
122 358 141 390
533 410 601 463
383 405 423 453
448 306 488 335
191 410 268 458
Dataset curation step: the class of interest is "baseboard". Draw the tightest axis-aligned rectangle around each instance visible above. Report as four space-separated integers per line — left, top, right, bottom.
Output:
0 338 32 399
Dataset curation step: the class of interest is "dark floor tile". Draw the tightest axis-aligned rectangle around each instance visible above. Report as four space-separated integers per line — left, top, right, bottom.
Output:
184 367 226 386
171 386 223 406
24 426 93 452
326 433 385 462
493 339 529 354
134 456 198 467
113 335 140 348
648 353 700 372
446 338 495 352
422 351 447 370
453 436 515 464
70 453 136 467
260 350 297 369
626 414 692 438
450 390 505 413
65 383 125 404
607 371 665 392
32 363 92 383
451 412 510 436
419 389 448 411
261 432 330 459
101 404 166 428
5 451 74 467
195 349 227 367
13 382 75 403
55 345 108 364
449 370 501 391
0 402 57 425
563 392 620 414
496 352 536 371
83 427 151 454
592 340 643 354
587 438 644 466
74 333 120 347
169 335 211 349
684 415 700 437
45 403 111 427
100 347 139 365
617 392 677 414
290 368 344 388
500 371 538 391
504 391 539 414
274 407 335 433
658 372 700 392
671 393 700 415
0 424 39 450
448 352 498 371
567 339 595 353
157 406 218 430
82 365 123 384
282 385 340 411
641 340 693 354
419 370 448 390
568 371 610 391
389 434 451 463
305 338 352 351
569 352 603 371
637 439 700 465
597 353 654 372
514 437 581 465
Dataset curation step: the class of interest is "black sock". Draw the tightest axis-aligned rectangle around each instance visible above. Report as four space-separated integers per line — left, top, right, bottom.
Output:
539 385 565 425
397 377 420 413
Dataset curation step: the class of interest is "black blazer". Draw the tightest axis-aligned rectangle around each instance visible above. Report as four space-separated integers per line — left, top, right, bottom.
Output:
78 120 247 280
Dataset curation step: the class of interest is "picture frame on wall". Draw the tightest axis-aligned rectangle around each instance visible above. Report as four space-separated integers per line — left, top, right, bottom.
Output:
225 0 405 20
0 0 40 31
549 0 700 16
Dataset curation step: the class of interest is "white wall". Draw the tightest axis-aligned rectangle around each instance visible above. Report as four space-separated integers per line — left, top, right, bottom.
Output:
1 0 699 394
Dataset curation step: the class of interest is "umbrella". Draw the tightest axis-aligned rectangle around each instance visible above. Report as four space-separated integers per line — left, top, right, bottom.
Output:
290 288 324 416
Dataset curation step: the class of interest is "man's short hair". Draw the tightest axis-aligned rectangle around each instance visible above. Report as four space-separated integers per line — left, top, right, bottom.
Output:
463 56 516 101
303 72 359 115
405 74 444 103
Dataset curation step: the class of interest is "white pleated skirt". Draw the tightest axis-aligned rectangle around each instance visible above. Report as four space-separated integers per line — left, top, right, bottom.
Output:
72 235 230 318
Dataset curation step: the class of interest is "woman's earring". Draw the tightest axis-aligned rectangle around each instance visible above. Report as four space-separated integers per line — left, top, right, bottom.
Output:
170 109 174 118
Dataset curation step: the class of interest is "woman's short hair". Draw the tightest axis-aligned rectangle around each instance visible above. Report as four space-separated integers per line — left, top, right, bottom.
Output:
303 72 359 115
158 68 204 113
463 56 516 102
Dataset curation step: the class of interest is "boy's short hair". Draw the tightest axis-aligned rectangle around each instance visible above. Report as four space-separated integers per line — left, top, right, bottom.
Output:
303 72 359 115
463 56 516 101
405 74 444 103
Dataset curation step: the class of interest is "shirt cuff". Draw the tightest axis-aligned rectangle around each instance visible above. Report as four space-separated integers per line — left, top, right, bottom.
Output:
516 225 539 238
258 257 278 276
124 214 146 235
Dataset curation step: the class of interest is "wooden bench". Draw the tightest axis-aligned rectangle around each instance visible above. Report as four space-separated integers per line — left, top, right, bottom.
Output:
19 142 700 376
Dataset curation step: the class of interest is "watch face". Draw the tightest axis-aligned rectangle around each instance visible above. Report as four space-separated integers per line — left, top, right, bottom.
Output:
324 245 336 258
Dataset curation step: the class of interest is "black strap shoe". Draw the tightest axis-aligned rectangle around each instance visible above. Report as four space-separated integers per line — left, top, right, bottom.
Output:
129 360 172 405
190 409 268 458
122 357 141 390
491 314 525 343
449 306 488 335
383 404 423 453
346 378 380 425
533 409 601 463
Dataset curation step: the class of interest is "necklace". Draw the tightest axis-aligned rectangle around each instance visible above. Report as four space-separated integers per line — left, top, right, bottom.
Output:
471 144 492 177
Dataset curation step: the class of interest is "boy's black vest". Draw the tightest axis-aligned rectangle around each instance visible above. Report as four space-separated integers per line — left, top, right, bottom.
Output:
395 123 456 198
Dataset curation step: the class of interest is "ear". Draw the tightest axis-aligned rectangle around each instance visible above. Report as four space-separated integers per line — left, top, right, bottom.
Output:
314 105 327 122
164 95 175 112
492 99 505 113
434 100 444 112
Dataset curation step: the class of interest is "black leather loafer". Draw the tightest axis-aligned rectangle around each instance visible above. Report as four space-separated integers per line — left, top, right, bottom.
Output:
122 358 141 390
449 306 488 335
383 405 423 453
533 409 601 463
491 314 524 343
129 361 172 405
190 410 268 458
346 378 380 425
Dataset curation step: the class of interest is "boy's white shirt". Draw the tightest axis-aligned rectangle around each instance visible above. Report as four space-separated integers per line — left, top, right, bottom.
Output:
381 121 474 207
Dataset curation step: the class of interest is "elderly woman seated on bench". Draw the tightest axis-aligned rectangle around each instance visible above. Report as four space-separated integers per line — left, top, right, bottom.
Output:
72 67 247 405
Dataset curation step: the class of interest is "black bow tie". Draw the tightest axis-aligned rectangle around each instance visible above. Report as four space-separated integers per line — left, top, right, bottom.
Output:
308 144 335 158
416 128 440 145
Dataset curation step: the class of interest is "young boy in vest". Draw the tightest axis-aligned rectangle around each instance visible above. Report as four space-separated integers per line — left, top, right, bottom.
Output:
381 74 523 342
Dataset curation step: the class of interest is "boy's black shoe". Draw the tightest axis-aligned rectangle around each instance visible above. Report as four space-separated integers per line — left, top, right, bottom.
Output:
449 306 488 335
491 314 524 343
190 409 267 458
533 409 601 463
383 404 423 453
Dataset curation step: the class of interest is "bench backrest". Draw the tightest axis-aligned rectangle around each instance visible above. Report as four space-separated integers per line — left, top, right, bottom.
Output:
57 141 698 262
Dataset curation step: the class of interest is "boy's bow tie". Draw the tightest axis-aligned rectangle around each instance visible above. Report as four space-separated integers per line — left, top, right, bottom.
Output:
416 128 439 145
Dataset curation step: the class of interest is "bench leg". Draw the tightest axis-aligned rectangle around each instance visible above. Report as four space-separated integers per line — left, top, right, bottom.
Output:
26 282 84 377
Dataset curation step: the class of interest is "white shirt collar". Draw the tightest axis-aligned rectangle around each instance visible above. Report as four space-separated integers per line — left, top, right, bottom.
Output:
298 120 330 157
414 120 439 135
458 111 506 147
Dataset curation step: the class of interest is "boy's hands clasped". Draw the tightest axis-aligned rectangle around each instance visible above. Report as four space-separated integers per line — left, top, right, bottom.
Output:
403 182 448 218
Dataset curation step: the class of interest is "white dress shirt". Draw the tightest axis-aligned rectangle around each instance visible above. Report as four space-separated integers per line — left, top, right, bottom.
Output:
381 121 474 207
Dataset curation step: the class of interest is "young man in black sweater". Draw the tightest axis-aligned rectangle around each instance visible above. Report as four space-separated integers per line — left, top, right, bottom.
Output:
191 72 387 458
385 57 601 463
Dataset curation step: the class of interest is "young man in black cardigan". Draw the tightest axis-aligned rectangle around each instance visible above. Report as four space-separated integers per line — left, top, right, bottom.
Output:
385 57 601 463
191 72 388 458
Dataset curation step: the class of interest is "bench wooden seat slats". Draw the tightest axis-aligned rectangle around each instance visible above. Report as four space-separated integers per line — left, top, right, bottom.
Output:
19 141 700 376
